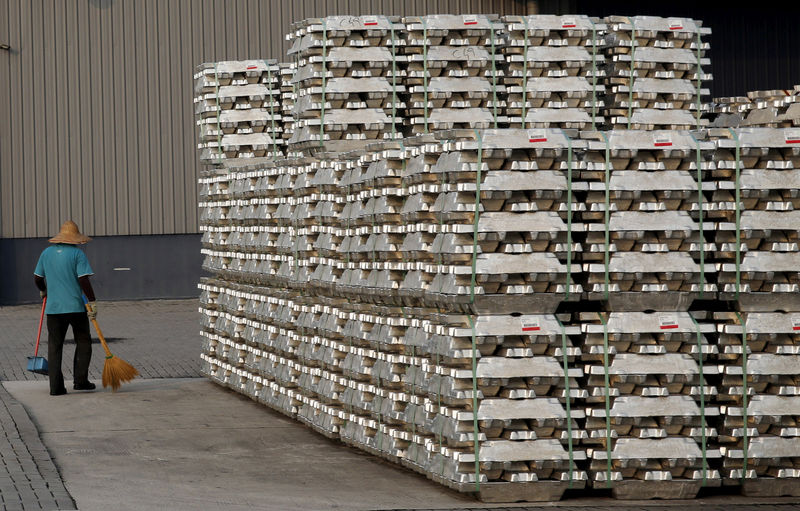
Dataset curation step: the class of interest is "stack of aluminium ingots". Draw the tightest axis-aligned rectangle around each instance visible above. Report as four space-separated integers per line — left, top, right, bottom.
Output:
287 15 406 155
601 16 711 130
709 86 800 129
194 60 284 164
501 14 606 130
709 127 800 496
401 15 507 134
576 129 720 498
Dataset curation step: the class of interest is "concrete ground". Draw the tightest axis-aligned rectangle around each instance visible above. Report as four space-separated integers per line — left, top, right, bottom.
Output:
0 300 799 510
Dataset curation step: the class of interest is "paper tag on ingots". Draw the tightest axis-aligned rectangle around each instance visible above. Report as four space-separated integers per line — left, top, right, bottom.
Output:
668 19 685 30
362 16 378 26
792 316 800 331
463 15 478 25
562 18 577 28
785 129 800 144
528 130 547 143
522 318 541 332
654 133 673 147
659 314 679 330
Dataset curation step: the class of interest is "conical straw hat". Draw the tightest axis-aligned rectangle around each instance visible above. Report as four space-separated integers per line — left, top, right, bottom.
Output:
49 220 91 244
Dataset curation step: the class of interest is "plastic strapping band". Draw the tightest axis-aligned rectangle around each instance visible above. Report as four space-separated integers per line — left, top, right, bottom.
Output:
597 312 613 487
422 18 429 134
728 128 742 300
689 314 708 486
627 17 636 129
391 21 398 140
467 315 480 492
490 25 498 129
521 17 530 129
600 132 611 300
213 64 222 158
470 129 483 304
320 19 328 148
589 18 598 131
735 311 749 482
559 129 573 300
695 30 702 130
689 132 705 298
554 315 574 488
265 61 279 160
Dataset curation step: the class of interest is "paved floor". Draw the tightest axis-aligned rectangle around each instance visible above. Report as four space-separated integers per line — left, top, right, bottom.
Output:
0 299 799 510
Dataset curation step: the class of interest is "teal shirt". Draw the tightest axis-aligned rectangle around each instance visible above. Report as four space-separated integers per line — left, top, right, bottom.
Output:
33 244 94 314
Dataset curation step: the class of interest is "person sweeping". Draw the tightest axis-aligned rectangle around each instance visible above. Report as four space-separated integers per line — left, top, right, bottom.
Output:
33 220 98 396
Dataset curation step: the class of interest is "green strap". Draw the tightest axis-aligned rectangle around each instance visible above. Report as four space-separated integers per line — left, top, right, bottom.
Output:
589 18 598 131
265 61 279 160
521 17 529 128
695 30 702 130
689 314 708 486
559 129 573 300
213 64 222 158
555 316 574 488
467 315 480 492
689 132 705 298
391 22 398 140
490 25 498 129
597 312 612 487
422 18 429 134
627 17 636 129
728 128 742 300
470 129 483 304
735 311 749 482
600 132 611 300
320 19 328 147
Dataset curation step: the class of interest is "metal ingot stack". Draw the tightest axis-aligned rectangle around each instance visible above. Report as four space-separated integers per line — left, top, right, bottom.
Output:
399 313 588 501
714 311 800 496
710 87 800 129
194 60 284 165
402 15 507 135
580 130 717 310
580 311 721 498
279 62 300 156
420 129 585 313
286 15 406 155
502 15 606 130
602 16 711 130
712 128 800 310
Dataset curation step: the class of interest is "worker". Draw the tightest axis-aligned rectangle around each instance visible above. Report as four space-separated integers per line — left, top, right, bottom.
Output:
33 220 98 396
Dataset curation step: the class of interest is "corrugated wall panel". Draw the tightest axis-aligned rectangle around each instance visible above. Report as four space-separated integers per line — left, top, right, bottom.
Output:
1 0 527 239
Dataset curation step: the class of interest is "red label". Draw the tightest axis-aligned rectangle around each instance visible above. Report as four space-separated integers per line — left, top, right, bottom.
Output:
522 326 541 332
464 21 478 25
787 140 800 144
793 325 800 331
654 142 673 147
669 26 683 30
364 22 378 25
246 66 258 70
562 24 576 28
660 324 679 330
529 138 547 143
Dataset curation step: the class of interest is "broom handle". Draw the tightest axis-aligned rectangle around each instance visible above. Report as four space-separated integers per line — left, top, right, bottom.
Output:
34 297 46 357
85 304 114 359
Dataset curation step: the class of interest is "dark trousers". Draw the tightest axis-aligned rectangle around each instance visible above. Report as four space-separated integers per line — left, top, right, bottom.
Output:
46 313 92 393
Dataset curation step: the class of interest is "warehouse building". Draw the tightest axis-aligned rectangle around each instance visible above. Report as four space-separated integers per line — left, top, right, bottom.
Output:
1 0 798 305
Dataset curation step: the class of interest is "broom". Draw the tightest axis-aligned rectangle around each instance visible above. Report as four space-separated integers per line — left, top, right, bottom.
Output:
85 303 139 391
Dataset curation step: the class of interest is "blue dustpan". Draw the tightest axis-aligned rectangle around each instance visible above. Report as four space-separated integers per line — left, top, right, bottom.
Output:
27 356 48 375
27 297 48 375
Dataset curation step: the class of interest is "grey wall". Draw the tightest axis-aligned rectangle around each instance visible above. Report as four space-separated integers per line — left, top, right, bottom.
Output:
0 0 527 240
0 234 204 305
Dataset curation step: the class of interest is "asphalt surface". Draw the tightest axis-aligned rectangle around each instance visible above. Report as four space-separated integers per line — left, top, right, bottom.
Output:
0 299 798 510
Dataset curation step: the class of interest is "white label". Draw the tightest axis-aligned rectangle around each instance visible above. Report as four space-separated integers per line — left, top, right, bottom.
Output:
654 134 673 147
792 316 800 331
528 130 547 143
362 16 378 26
668 19 684 30
785 129 800 144
522 318 541 332
562 18 577 28
659 314 679 330
463 15 478 25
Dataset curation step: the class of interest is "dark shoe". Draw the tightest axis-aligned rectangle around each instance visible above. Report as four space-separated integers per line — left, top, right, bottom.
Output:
50 388 67 396
73 382 96 391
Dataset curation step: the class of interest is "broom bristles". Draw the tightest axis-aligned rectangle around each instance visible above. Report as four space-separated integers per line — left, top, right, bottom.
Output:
102 356 139 392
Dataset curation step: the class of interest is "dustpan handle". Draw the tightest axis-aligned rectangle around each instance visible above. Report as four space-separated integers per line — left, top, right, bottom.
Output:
34 297 46 357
